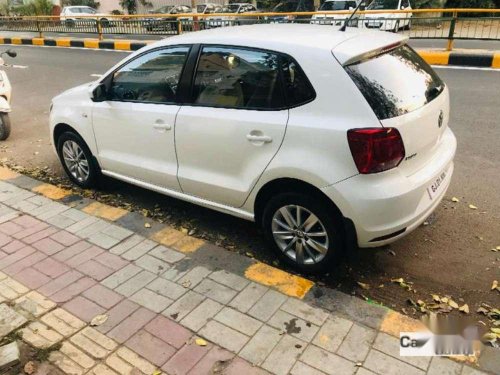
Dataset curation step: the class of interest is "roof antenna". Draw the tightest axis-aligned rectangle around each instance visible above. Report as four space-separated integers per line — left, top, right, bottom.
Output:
339 1 364 32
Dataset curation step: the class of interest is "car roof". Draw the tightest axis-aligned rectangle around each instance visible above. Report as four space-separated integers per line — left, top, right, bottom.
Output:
153 24 407 63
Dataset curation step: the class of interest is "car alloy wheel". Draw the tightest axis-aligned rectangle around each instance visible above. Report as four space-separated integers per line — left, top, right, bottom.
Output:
271 205 329 265
62 140 90 183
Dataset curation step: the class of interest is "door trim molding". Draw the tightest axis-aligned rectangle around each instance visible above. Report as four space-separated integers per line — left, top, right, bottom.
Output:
101 169 255 222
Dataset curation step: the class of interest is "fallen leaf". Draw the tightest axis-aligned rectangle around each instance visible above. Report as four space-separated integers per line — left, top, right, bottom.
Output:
441 297 449 304
152 370 162 375
391 277 404 283
357 281 370 290
469 204 478 210
432 294 441 302
144 223 151 228
451 197 460 202
491 328 500 334
477 306 489 315
195 338 207 346
448 300 459 309
459 304 470 314
90 314 108 326
24 361 36 375
181 280 191 288
180 227 188 234
492 280 498 290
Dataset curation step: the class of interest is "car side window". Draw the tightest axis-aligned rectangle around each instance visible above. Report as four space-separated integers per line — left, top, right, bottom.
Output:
192 46 284 110
110 46 190 104
280 55 316 107
401 0 410 8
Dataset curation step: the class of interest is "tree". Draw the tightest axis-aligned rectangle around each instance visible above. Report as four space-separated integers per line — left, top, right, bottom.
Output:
62 0 101 8
14 0 54 15
413 0 445 8
119 0 152 14
445 0 495 8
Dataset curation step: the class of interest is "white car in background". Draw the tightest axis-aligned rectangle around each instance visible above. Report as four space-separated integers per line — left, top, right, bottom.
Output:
363 0 412 31
311 0 360 26
60 6 112 27
206 3 260 28
49 24 455 273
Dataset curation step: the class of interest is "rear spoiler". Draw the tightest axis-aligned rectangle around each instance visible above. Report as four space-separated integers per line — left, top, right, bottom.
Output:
332 32 409 67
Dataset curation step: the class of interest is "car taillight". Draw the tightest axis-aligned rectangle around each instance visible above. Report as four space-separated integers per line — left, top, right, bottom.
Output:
347 128 405 174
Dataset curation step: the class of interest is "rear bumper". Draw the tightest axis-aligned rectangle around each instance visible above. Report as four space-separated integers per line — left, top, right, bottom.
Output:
322 127 457 247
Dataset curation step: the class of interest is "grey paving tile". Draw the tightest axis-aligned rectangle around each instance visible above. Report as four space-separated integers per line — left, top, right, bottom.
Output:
248 289 287 322
300 345 357 375
268 309 319 342
373 331 430 371
363 350 425 375
261 334 306 375
193 279 237 304
180 298 223 332
239 324 282 366
146 277 186 300
337 323 376 362
280 298 329 327
162 291 205 322
208 270 249 291
199 320 249 353
101 264 142 290
229 282 268 313
214 307 262 336
312 315 353 353
427 357 463 375
130 288 172 313
114 270 156 297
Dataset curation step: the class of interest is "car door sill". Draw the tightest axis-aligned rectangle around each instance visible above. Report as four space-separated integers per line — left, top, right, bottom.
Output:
101 169 255 221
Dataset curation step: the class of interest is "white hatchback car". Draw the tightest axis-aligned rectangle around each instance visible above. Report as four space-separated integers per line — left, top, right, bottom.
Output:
50 25 456 273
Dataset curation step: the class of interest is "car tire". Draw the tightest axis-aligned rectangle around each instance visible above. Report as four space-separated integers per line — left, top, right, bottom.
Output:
262 192 345 274
0 113 11 141
57 131 100 189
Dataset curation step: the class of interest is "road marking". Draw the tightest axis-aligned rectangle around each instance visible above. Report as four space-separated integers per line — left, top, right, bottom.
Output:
244 262 314 299
151 227 186 247
432 65 500 72
82 201 128 221
32 184 72 200
0 166 19 180
11 65 28 69
4 44 132 53
90 74 102 78
420 50 450 65
171 235 205 253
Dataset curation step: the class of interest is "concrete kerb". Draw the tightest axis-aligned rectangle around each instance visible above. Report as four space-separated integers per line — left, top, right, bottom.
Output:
0 35 499 68
0 166 496 373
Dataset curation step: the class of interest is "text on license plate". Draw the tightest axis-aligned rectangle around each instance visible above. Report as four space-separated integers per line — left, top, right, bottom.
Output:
427 170 447 200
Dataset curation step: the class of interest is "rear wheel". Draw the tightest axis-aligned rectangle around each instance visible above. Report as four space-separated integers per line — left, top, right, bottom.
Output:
262 192 345 274
0 113 11 140
57 131 100 188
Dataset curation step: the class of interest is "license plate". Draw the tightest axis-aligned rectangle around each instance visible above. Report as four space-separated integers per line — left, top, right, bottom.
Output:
427 169 448 200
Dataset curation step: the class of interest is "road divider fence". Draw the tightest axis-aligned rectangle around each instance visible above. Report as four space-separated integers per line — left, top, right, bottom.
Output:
0 8 499 50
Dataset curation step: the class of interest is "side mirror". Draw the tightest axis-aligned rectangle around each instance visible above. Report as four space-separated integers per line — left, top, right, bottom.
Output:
6 50 16 58
91 83 107 102
349 6 354 10
401 5 405 9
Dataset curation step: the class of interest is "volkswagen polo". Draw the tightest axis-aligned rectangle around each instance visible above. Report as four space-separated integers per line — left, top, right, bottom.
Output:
49 24 456 273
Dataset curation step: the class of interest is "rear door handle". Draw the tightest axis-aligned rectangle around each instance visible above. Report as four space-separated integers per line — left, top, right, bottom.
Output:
153 123 172 131
246 134 272 143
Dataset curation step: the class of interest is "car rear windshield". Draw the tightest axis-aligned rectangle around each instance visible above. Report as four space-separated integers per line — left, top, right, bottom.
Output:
345 45 445 120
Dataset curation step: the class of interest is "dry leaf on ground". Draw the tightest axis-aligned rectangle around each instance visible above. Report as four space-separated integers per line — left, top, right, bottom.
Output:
90 314 108 326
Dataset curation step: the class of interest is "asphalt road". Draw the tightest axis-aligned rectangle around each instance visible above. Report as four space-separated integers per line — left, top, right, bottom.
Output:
3 45 500 320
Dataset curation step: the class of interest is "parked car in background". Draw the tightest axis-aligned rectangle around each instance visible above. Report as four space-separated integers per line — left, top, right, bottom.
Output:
363 0 412 31
144 5 192 32
206 3 260 28
266 0 315 23
311 0 360 26
60 6 112 27
196 3 224 15
50 24 455 273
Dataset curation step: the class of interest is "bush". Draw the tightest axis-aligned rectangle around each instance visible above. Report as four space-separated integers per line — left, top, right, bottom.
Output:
14 0 54 16
62 0 100 8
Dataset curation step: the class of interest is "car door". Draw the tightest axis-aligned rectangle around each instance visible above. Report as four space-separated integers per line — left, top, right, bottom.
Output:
175 45 289 207
92 46 190 190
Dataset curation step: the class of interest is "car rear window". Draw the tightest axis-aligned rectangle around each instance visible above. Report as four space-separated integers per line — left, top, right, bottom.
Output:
345 45 445 120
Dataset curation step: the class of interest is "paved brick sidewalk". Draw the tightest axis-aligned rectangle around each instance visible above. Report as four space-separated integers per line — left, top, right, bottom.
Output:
0 175 497 375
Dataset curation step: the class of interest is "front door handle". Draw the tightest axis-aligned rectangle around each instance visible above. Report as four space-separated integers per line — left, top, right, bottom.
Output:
246 134 272 143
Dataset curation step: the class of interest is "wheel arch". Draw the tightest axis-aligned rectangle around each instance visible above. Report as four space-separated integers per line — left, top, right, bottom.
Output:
254 178 344 226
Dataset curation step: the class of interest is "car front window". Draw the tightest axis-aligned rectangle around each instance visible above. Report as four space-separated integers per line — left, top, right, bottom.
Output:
367 0 399 10
110 47 190 104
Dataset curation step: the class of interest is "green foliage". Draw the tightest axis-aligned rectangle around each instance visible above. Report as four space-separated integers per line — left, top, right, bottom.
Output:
62 0 101 8
120 0 152 14
413 0 445 8
445 0 495 8
14 0 54 15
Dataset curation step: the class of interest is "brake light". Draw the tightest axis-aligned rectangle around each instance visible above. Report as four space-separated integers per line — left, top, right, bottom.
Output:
347 128 405 174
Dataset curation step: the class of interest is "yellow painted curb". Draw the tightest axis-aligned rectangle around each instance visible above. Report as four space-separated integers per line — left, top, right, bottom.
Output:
493 52 500 69
55 39 71 47
0 166 20 180
11 37 22 45
84 39 99 49
32 184 72 200
114 40 131 51
32 38 45 46
380 310 428 337
151 227 186 247
418 50 450 65
0 38 4 45
245 262 314 299
171 235 205 253
82 202 128 221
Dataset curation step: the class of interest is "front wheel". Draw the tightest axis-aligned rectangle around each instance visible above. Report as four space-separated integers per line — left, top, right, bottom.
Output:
57 131 100 188
262 192 345 274
0 113 11 140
